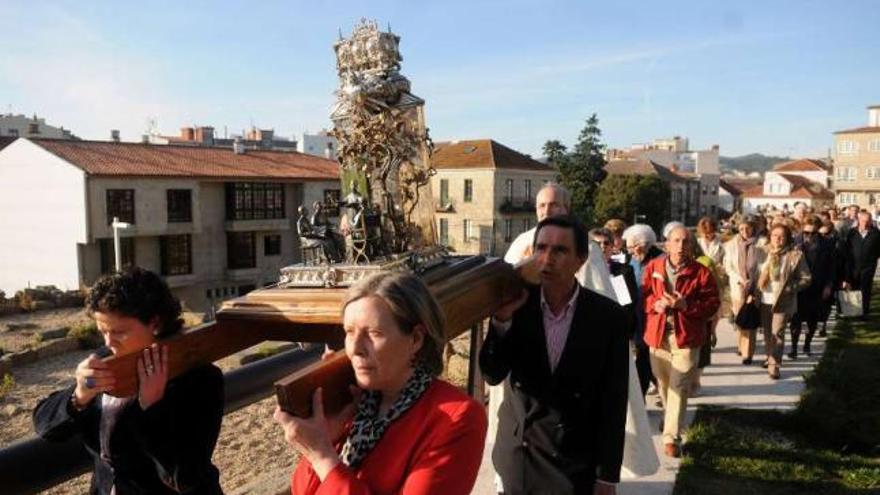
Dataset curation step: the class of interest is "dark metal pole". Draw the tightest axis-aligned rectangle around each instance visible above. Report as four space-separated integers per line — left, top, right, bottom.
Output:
0 345 322 495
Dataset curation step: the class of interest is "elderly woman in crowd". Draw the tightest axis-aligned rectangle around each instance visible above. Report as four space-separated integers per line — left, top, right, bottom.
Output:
622 224 663 396
274 272 487 495
696 216 724 266
789 215 835 358
757 224 812 379
723 217 761 364
33 268 224 494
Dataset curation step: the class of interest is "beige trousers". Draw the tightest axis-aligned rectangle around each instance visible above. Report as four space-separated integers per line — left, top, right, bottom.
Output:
760 304 789 371
649 330 700 445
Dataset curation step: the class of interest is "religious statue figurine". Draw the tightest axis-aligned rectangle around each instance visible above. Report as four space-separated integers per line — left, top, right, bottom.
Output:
297 205 342 264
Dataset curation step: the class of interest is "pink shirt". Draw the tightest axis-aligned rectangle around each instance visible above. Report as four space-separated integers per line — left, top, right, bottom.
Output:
541 285 580 372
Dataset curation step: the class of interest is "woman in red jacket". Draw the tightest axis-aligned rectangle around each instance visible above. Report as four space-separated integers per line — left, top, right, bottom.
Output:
273 272 487 495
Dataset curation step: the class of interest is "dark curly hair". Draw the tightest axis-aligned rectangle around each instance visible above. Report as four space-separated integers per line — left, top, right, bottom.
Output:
86 267 183 338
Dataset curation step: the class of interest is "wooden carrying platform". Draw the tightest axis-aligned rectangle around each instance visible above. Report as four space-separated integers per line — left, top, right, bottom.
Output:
100 255 528 410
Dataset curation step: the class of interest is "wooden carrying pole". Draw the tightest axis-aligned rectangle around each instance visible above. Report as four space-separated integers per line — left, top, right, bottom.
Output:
275 255 537 416
100 255 533 401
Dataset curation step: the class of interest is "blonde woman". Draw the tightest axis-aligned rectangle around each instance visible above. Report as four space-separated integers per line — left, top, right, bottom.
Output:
756 224 811 379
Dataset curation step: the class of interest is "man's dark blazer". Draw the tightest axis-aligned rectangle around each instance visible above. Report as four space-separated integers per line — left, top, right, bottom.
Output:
480 284 629 494
844 227 880 284
33 363 224 494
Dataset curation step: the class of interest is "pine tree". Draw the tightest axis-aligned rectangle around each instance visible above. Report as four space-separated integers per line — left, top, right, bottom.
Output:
550 114 607 226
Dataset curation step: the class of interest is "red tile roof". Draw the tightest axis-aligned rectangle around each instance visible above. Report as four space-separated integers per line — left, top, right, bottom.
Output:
30 139 338 180
833 126 880 135
719 176 762 196
433 139 553 172
773 158 829 172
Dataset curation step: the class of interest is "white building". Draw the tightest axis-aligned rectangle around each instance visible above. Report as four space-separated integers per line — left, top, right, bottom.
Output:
740 159 834 214
608 136 721 219
298 130 338 160
0 113 76 139
0 138 339 311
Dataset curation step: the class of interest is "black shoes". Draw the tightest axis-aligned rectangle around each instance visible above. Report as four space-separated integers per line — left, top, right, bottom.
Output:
742 357 753 365
787 351 797 360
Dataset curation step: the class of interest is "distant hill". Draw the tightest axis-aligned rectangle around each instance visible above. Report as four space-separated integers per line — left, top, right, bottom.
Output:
720 154 790 175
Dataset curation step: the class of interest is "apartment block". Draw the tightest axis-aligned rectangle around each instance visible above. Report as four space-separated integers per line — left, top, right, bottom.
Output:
0 138 339 312
832 105 880 207
431 139 558 256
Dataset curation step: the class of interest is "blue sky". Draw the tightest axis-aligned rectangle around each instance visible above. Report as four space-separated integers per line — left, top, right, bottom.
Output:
1 0 878 158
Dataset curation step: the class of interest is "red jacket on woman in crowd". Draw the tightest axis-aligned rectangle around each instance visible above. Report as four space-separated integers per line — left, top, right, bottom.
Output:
642 255 720 349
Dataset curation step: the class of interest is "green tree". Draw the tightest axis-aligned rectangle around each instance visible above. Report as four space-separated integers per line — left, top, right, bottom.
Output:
545 114 607 225
594 174 670 234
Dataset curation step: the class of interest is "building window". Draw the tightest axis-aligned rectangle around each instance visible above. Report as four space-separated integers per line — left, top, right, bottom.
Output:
710 205 717 214
702 186 708 195
524 180 532 200
323 189 341 216
870 140 880 152
463 179 473 203
838 140 859 155
838 192 859 204
463 219 473 242
712 186 717 194
106 189 135 225
505 179 514 202
264 234 281 256
504 219 513 242
836 167 857 182
7 129 19 137
227 232 256 269
225 183 285 220
867 167 880 180
99 238 135 274
439 218 449 245
166 189 192 223
160 234 192 275
440 179 449 205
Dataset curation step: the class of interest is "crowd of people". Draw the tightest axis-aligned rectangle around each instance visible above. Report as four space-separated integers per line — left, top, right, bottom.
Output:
30 185 880 495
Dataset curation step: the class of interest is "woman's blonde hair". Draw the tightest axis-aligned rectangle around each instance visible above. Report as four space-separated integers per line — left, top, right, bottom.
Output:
342 272 445 376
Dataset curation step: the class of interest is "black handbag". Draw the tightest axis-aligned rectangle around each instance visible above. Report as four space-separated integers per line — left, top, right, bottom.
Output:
734 301 760 330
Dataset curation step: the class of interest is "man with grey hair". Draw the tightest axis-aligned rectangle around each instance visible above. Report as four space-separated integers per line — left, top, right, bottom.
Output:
641 225 719 457
504 182 571 263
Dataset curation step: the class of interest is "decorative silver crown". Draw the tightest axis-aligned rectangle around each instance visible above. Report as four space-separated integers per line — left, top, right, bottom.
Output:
334 18 402 76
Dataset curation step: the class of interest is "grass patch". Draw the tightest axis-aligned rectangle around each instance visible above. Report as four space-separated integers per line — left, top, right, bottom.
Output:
0 373 15 399
68 321 102 349
674 285 880 494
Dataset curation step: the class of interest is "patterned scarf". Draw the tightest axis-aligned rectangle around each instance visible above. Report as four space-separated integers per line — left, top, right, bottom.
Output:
759 244 789 289
340 364 433 468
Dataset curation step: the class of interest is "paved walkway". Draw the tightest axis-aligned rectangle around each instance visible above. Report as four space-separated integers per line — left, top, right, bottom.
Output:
472 316 827 495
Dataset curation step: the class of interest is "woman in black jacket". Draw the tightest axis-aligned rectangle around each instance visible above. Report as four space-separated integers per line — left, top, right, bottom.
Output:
33 268 224 494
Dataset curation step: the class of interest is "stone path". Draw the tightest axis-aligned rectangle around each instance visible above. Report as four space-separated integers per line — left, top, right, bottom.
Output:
472 316 827 494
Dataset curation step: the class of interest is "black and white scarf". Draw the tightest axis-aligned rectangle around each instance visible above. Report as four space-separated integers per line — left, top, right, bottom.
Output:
340 365 433 468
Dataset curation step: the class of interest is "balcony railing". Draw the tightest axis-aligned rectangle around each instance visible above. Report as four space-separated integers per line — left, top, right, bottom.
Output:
435 198 455 213
499 197 534 213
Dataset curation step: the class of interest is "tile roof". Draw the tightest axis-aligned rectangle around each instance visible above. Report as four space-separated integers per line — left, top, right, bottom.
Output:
773 158 829 172
29 139 338 180
604 158 690 182
0 136 15 151
719 176 762 196
432 139 553 172
833 126 880 135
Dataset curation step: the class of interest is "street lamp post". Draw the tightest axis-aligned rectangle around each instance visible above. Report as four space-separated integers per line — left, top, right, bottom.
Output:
111 216 131 272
